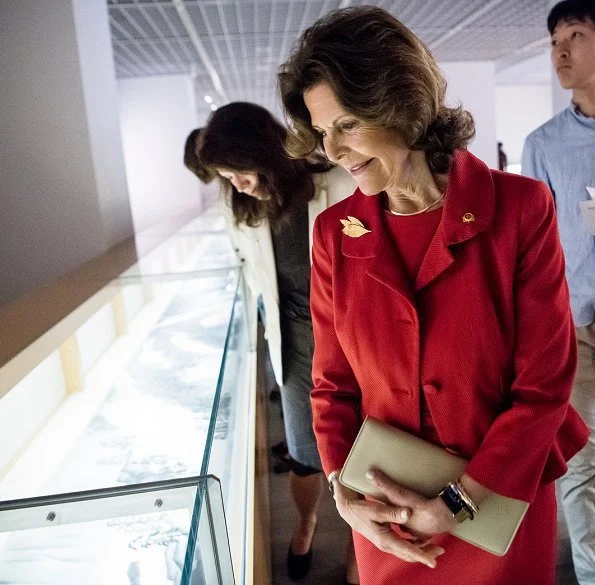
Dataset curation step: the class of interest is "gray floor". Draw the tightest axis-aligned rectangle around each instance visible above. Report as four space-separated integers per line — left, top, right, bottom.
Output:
266 398 579 585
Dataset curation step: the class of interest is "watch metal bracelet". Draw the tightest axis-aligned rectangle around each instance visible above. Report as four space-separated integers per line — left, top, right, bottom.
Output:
453 480 480 516
327 470 340 494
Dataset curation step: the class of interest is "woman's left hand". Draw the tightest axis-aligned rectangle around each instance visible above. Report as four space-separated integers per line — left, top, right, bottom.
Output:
366 469 458 539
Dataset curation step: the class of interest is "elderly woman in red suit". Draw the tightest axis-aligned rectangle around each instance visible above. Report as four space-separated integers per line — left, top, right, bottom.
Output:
278 6 589 585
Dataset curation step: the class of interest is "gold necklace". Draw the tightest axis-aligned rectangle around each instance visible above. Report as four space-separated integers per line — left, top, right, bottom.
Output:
388 191 445 216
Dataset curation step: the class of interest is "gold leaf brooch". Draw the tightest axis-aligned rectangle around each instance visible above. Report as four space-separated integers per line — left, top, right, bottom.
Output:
340 216 371 238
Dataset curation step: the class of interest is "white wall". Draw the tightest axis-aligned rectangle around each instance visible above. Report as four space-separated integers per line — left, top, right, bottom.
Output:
118 75 203 235
496 51 552 86
73 0 133 246
552 78 572 115
495 85 553 167
439 62 498 169
0 0 132 307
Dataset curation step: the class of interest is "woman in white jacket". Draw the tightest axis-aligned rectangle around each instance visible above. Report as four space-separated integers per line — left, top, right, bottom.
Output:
186 103 357 583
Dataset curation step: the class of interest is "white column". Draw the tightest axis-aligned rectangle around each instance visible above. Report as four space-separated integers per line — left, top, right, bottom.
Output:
73 0 133 247
118 75 202 235
495 85 553 168
0 0 133 306
440 61 498 169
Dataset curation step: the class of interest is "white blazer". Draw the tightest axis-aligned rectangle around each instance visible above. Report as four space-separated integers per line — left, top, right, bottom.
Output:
222 166 356 385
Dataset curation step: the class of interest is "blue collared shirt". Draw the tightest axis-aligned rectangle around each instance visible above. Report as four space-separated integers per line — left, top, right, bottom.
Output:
522 105 595 327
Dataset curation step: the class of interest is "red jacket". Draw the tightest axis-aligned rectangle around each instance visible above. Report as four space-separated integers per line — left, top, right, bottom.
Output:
310 150 588 504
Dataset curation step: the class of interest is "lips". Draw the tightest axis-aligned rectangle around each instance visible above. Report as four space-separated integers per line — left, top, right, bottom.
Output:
349 159 373 175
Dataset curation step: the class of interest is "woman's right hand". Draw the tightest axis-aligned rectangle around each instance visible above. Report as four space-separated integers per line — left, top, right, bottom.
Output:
332 478 445 568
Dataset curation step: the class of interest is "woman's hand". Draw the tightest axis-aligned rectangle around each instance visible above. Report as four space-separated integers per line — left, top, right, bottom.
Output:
332 477 446 568
366 469 458 538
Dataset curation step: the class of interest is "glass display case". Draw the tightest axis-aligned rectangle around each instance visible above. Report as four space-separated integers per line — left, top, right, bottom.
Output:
0 475 232 585
0 212 257 585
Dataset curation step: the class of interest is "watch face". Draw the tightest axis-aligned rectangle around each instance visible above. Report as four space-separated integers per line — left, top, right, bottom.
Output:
454 507 471 524
439 484 471 523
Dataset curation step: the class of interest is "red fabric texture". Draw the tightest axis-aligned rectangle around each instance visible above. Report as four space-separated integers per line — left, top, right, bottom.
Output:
385 207 443 439
309 150 589 584
384 206 443 286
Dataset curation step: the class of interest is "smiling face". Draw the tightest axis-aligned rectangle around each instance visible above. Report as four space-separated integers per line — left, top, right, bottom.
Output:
303 82 409 197
216 169 267 200
551 18 595 90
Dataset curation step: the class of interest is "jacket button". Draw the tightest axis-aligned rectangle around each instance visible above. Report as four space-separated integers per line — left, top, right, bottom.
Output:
422 383 440 396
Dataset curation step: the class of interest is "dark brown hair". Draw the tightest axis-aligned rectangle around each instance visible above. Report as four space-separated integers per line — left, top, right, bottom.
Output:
548 0 595 34
197 102 331 228
279 6 475 174
184 128 216 183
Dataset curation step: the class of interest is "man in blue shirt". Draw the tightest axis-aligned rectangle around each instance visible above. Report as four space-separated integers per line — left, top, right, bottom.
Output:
522 1 595 583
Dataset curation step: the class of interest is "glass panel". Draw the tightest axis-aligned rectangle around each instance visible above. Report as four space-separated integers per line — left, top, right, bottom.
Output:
0 475 232 585
182 477 235 585
122 215 239 279
0 268 240 500
192 273 254 585
0 211 251 585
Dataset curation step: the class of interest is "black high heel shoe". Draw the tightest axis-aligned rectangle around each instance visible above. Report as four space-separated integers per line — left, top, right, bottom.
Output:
271 440 288 456
287 546 313 580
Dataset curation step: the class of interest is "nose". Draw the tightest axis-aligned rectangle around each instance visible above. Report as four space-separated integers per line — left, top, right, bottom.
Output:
229 173 245 191
323 132 346 164
553 40 569 61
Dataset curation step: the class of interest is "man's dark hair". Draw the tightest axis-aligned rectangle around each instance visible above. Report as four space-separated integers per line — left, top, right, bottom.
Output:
547 0 595 35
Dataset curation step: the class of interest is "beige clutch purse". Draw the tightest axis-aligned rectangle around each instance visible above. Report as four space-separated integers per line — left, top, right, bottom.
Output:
339 416 529 556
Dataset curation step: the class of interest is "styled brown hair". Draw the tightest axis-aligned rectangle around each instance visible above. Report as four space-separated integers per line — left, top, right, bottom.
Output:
197 102 331 228
278 6 475 174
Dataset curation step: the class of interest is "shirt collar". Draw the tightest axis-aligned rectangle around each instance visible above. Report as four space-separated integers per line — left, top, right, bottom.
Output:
569 102 595 126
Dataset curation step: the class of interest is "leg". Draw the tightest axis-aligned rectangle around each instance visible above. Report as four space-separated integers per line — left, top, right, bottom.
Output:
559 323 595 585
279 337 324 578
289 470 323 554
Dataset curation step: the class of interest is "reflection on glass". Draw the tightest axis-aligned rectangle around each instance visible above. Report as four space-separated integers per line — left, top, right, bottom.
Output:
0 475 232 585
0 221 241 500
0 268 239 500
124 216 239 278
